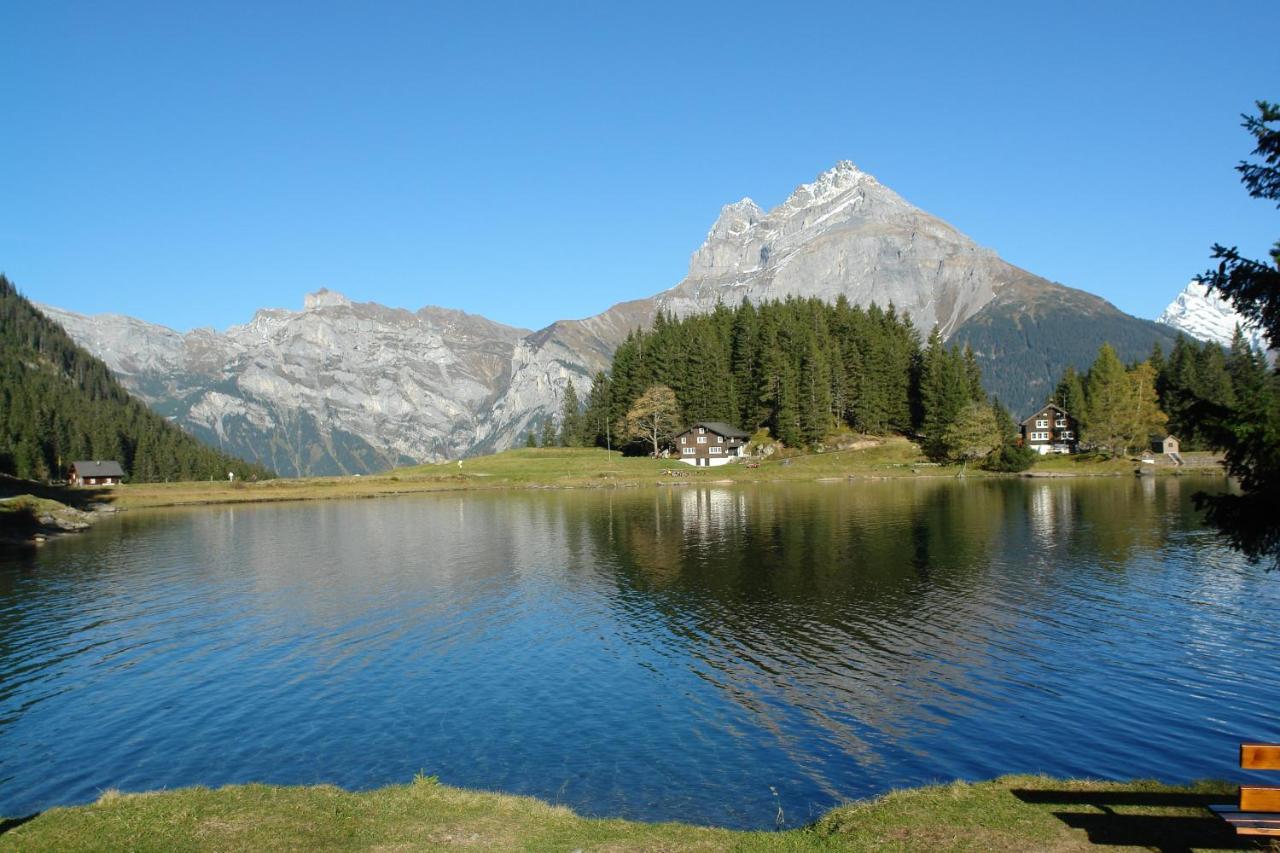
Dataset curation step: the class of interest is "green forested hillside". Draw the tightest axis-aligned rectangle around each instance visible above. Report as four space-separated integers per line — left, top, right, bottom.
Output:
579 296 984 451
0 275 274 482
950 281 1181 417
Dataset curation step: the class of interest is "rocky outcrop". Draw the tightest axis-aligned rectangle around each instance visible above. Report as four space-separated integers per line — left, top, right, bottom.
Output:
41 291 531 476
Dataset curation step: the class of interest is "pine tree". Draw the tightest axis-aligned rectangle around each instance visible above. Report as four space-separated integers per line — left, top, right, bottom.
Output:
582 371 613 450
558 382 583 447
1054 367 1087 424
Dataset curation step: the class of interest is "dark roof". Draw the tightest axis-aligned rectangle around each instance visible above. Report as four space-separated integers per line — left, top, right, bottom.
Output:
1019 403 1070 426
683 421 751 439
71 460 125 478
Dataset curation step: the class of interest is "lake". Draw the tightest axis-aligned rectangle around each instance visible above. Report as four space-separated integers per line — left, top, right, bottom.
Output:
1 477 1278 829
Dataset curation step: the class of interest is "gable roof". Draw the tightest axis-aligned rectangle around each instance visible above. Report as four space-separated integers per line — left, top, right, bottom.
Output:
1019 403 1071 426
682 421 751 439
71 460 125 478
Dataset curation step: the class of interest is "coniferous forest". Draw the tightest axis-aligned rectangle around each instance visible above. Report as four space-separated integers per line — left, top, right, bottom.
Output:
568 297 1001 461
0 275 274 483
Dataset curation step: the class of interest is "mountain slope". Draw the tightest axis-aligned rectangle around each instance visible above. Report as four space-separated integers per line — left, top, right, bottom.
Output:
949 281 1182 415
0 275 273 482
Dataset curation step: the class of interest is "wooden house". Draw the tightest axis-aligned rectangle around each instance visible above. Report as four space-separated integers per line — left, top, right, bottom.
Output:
674 422 750 467
1151 435 1180 456
1020 403 1078 455
69 460 125 487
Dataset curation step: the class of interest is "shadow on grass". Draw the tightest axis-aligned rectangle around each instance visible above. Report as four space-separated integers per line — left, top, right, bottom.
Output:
0 814 39 836
1012 788 1264 853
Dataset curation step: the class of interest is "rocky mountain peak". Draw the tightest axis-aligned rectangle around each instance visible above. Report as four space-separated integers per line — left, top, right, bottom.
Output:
704 197 764 244
780 160 870 211
303 288 353 311
1157 280 1270 354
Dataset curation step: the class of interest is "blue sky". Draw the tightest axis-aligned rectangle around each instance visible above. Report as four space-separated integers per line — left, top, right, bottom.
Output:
3 2 1276 332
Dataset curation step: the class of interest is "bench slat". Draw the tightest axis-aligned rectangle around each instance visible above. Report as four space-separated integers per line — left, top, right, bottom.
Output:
1210 804 1280 836
1241 743 1280 770
1241 786 1280 812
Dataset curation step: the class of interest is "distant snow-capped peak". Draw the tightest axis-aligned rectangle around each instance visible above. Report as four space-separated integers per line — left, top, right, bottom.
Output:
1157 280 1269 352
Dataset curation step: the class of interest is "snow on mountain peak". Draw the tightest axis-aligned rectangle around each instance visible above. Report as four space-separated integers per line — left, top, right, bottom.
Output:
1157 280 1268 352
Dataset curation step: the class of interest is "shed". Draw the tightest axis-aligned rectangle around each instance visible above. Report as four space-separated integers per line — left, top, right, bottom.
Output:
69 460 125 487
1151 435 1180 456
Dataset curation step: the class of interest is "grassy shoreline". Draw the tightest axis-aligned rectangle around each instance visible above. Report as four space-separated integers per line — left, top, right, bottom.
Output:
0 775 1248 851
100 441 1223 512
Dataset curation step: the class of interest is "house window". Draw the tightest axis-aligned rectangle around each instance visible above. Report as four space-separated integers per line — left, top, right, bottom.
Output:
698 428 705 434
716 435 723 443
1035 419 1048 428
1061 431 1073 439
709 446 722 454
697 436 707 444
1055 418 1067 428
682 447 695 455
681 436 687 444
1029 431 1049 441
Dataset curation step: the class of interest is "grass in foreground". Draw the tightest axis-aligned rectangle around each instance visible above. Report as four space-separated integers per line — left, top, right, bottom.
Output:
0 775 1257 852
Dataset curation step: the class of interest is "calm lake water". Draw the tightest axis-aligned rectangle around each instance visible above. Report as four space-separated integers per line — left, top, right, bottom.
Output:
2 478 1278 828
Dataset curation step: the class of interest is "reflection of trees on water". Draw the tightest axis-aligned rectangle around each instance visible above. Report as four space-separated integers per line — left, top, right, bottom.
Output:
566 478 1216 785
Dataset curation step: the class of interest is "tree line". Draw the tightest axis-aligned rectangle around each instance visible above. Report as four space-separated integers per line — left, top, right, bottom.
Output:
535 296 1033 470
0 275 275 483
1049 330 1273 458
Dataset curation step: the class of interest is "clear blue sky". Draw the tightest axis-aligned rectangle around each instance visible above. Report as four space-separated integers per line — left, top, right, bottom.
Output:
3 2 1276 333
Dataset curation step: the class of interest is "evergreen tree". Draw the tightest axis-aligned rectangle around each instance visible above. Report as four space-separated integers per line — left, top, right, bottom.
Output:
539 418 557 448
558 382 583 447
1054 367 1087 422
582 371 614 450
1194 101 1280 565
525 431 537 448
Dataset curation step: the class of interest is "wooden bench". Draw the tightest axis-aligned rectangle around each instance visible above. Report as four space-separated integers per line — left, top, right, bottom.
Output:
1210 743 1280 836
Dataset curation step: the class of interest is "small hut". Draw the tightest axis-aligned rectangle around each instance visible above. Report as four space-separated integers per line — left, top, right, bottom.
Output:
1151 435 1180 456
69 460 125 487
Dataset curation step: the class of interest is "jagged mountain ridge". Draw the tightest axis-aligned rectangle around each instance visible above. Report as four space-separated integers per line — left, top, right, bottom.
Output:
41 162 1180 473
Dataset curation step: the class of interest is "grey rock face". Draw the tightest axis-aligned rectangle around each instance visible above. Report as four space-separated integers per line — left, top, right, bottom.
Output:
42 161 1099 473
41 290 529 476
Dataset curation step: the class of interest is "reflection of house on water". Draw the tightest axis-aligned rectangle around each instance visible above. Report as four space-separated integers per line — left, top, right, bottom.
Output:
1027 484 1076 548
679 488 746 541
